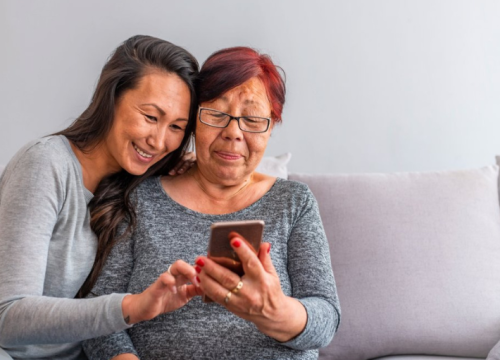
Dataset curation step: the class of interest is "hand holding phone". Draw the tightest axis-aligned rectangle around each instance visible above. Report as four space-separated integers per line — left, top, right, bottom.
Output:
204 220 265 302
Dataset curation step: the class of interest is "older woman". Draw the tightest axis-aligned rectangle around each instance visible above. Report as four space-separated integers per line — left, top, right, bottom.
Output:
83 47 340 360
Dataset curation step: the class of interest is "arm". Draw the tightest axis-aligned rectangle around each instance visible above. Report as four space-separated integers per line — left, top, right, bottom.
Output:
281 187 341 349
83 221 202 360
195 186 340 350
82 223 139 360
0 147 128 346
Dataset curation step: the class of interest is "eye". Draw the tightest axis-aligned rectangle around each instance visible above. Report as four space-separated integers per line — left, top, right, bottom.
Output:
170 124 186 131
145 115 157 122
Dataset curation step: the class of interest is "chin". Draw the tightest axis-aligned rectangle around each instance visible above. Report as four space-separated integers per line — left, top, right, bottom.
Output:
123 162 151 176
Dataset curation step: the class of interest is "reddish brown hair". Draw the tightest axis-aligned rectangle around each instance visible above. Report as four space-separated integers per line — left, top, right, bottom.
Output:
196 47 286 122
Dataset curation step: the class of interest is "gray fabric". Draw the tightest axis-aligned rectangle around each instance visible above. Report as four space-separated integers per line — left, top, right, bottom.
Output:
290 167 500 360
0 136 130 359
83 176 340 360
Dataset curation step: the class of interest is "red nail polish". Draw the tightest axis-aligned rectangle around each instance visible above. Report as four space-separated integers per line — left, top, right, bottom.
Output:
233 240 241 248
195 266 202 273
196 276 201 283
195 258 205 267
267 244 271 253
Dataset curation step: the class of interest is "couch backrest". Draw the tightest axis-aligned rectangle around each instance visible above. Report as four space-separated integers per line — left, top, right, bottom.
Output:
290 167 500 360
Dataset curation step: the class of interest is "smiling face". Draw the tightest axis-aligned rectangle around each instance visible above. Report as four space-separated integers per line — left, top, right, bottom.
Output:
195 77 273 185
103 70 191 175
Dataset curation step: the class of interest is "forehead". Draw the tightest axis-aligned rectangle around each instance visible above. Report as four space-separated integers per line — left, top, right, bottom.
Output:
212 77 271 113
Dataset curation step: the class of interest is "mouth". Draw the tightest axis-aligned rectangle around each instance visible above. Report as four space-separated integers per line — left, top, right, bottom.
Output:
133 143 153 159
215 151 243 161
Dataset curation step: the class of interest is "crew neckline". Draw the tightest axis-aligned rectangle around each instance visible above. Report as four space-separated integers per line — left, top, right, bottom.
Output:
154 175 282 220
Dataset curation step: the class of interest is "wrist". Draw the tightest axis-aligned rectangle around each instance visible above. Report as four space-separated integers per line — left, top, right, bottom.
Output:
121 294 142 325
257 296 307 342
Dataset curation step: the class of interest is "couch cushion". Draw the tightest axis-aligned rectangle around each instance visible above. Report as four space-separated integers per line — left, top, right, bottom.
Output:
256 153 291 179
290 166 500 360
374 357 483 360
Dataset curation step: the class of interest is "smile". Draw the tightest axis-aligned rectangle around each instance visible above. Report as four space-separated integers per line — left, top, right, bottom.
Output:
133 143 153 158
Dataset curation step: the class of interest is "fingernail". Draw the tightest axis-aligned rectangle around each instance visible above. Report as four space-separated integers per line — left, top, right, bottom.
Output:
195 258 205 267
196 276 201 283
195 265 202 273
193 276 200 287
172 286 178 294
232 239 241 248
178 168 184 174
267 244 271 253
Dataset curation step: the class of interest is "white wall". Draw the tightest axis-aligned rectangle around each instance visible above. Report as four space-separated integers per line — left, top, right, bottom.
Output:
1 0 499 173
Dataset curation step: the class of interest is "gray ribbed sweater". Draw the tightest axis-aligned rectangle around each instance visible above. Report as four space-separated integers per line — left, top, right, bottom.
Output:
83 176 340 360
0 136 130 359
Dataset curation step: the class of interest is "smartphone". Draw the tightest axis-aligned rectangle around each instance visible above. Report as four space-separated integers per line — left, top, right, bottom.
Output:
204 220 265 302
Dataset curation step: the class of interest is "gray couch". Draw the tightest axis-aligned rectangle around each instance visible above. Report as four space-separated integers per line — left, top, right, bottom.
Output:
290 163 500 360
2 160 500 360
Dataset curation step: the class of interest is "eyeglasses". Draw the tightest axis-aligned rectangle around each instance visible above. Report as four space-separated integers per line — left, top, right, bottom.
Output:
198 107 271 133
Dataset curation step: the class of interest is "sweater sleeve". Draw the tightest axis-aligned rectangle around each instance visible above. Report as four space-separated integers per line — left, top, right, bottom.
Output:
83 223 139 360
281 186 341 350
0 144 129 347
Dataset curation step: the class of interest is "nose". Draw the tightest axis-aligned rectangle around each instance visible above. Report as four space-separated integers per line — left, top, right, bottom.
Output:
221 118 243 141
145 124 169 152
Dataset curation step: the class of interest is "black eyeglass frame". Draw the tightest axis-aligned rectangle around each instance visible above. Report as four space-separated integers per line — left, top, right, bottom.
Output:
198 107 271 133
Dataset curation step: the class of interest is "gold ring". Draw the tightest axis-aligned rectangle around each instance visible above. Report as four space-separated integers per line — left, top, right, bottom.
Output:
224 291 232 304
232 281 243 294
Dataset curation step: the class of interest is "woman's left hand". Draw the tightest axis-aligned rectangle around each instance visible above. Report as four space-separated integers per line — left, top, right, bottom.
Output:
168 151 196 176
194 234 307 342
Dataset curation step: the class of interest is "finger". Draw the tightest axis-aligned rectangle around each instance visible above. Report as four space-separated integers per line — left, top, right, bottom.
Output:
156 272 178 294
258 242 278 276
176 162 191 174
196 266 243 307
184 284 204 299
195 256 241 293
229 235 264 278
169 260 200 287
181 151 196 162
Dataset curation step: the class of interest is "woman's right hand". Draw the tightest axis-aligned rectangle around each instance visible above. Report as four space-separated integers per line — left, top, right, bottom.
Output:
121 260 202 324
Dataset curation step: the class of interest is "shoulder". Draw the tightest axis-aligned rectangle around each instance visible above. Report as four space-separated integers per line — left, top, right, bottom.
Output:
3 136 77 180
131 176 163 204
270 178 313 200
260 178 316 213
9 136 74 171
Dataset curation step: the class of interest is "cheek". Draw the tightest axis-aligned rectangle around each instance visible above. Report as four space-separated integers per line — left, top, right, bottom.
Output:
247 136 270 155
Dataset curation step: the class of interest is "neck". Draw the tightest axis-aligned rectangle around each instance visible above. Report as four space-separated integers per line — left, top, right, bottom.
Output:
190 168 253 202
70 141 120 193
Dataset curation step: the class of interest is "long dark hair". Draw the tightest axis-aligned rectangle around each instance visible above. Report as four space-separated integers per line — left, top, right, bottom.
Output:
54 35 199 297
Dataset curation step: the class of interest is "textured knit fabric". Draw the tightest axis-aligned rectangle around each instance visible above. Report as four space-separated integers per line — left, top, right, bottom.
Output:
83 176 340 360
0 136 130 360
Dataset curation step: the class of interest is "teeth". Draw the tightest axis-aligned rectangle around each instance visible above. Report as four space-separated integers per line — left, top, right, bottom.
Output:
134 144 153 158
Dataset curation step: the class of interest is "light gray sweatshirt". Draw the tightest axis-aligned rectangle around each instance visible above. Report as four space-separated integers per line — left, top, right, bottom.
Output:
0 136 129 360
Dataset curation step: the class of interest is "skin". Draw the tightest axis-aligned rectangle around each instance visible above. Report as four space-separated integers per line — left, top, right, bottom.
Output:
70 70 201 345
72 70 192 193
162 77 277 214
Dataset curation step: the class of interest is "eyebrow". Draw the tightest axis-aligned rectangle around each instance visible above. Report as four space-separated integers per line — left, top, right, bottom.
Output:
141 103 166 116
217 97 259 106
141 103 189 122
